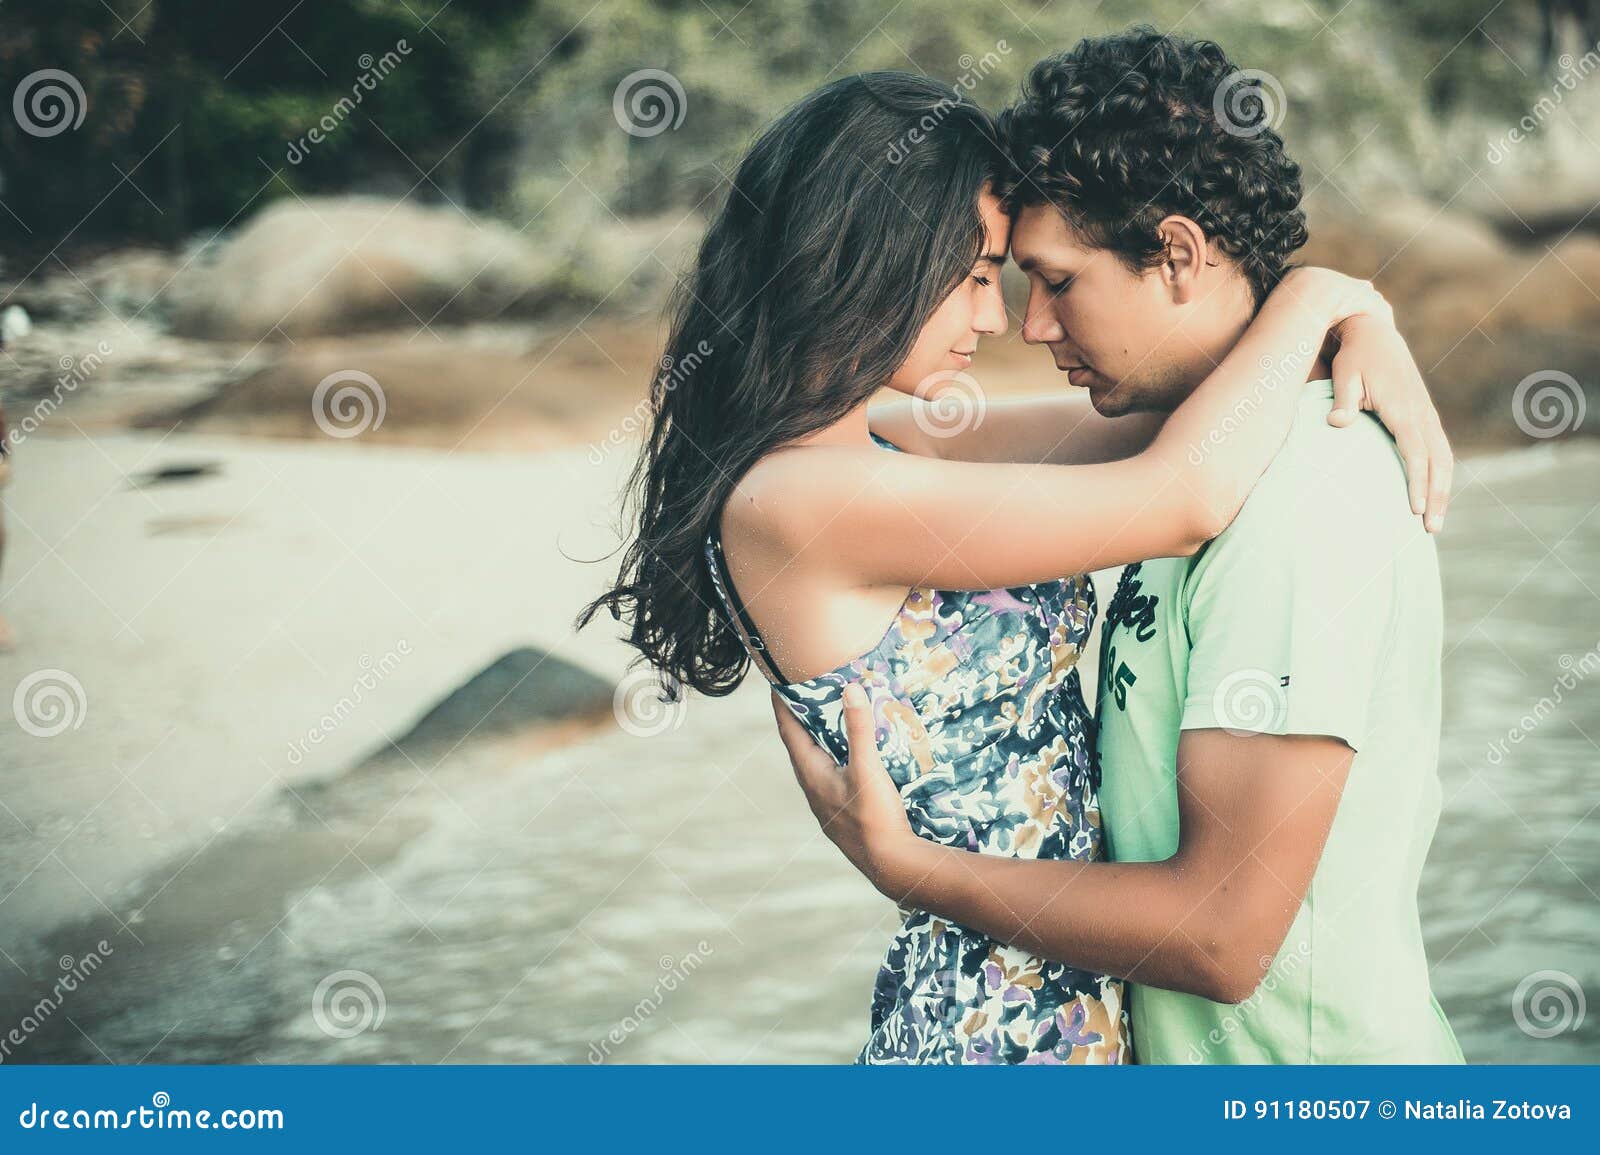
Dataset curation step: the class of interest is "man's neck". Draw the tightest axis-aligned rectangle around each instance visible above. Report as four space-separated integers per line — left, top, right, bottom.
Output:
1168 289 1336 411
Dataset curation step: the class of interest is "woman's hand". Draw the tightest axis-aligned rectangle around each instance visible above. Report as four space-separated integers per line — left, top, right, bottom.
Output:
1326 315 1453 532
772 684 915 894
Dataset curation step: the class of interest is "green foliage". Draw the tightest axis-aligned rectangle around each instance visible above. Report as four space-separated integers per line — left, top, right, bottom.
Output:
0 0 533 248
493 0 1562 239
0 0 1561 257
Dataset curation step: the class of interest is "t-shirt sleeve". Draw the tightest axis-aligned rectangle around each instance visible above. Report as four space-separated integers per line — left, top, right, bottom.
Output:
1178 464 1403 752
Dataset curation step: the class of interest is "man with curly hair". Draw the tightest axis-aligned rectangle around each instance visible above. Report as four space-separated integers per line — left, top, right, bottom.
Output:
779 28 1462 1064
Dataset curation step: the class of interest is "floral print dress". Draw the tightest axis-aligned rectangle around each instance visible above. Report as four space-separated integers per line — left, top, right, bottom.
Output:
704 438 1130 1064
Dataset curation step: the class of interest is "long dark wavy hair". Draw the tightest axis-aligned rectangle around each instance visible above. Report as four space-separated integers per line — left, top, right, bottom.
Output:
578 72 1005 698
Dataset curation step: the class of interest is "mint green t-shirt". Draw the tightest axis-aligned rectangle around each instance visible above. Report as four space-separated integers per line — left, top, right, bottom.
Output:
1095 380 1464 1064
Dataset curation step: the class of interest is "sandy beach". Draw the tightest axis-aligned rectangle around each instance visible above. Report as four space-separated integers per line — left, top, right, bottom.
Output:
0 426 640 963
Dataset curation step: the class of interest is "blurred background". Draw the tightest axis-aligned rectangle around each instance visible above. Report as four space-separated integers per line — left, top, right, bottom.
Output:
0 0 1595 1064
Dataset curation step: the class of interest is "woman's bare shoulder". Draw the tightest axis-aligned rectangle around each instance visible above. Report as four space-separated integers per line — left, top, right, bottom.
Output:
723 442 917 548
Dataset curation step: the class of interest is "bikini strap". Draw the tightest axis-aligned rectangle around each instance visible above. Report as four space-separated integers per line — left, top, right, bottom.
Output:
704 532 791 686
706 436 898 687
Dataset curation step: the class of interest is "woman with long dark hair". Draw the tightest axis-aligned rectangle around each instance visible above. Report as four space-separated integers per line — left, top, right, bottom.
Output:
581 71 1445 1063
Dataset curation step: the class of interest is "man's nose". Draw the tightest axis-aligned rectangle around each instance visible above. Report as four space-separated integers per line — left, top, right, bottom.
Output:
1021 291 1065 345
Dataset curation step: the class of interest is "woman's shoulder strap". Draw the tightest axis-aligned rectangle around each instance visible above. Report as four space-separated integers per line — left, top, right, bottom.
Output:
703 530 789 685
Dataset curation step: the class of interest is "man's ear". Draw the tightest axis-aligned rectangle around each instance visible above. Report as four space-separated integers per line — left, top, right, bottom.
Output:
1156 214 1210 304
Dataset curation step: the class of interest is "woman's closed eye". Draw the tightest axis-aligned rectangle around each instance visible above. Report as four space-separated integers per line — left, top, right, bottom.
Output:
972 274 993 287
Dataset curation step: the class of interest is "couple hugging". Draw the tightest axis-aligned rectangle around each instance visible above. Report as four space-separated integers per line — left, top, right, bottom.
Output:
583 27 1462 1065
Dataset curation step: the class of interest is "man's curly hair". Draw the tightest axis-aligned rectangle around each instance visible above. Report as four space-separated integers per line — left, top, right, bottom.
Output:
996 28 1308 306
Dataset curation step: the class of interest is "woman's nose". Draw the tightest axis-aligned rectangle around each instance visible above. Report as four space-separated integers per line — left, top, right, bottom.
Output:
975 282 1008 336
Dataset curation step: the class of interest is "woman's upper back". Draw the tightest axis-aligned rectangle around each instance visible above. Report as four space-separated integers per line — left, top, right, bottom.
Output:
707 438 1104 859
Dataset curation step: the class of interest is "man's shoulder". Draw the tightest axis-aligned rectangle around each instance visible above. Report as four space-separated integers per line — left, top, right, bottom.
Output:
1194 395 1437 609
1226 393 1413 542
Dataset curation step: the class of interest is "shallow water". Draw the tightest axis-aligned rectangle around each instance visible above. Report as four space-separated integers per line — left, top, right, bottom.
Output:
1420 445 1599 1063
7 445 1597 1064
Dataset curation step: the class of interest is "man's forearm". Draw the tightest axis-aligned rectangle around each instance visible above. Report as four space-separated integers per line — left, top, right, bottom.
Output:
879 837 1243 1002
774 686 1318 1006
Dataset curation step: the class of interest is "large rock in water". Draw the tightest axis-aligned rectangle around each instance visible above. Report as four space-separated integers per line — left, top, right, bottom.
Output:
378 646 615 763
167 197 560 340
